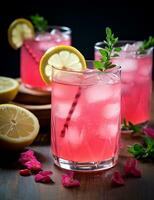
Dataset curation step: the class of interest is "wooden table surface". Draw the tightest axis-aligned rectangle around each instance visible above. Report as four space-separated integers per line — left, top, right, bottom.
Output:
0 83 154 200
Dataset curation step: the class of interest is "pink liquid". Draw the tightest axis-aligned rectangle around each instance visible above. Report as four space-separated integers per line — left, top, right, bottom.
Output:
21 32 71 91
51 71 121 163
95 51 153 124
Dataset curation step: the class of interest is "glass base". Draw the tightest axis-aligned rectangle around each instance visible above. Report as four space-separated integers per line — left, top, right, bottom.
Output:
53 154 118 172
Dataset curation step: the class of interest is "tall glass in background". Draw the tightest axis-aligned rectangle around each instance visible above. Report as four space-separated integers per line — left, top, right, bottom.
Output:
21 26 71 91
95 41 153 125
51 62 121 171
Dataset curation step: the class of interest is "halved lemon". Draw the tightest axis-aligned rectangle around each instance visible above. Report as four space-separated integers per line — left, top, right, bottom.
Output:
0 76 19 103
0 104 40 150
39 45 87 84
8 18 35 49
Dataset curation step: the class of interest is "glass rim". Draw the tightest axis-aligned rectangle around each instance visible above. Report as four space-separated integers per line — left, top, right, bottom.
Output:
48 25 71 34
52 60 121 75
95 40 137 48
33 26 71 42
94 40 153 54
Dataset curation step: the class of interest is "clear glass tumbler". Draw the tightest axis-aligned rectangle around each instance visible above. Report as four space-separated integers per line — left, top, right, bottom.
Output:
21 26 71 91
95 41 153 125
51 61 121 171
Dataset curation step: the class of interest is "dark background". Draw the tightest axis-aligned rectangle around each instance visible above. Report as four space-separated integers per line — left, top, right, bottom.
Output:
0 0 154 78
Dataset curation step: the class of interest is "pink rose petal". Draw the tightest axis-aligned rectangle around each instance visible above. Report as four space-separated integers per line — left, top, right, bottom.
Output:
24 159 42 171
34 170 54 183
143 127 154 139
37 170 53 176
111 171 125 186
61 172 80 188
124 158 141 177
35 174 51 183
19 150 36 165
19 169 31 176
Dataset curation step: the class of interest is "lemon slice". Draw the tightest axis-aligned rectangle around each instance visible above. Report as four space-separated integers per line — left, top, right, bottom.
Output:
8 18 35 49
0 77 19 103
39 45 87 84
0 104 40 150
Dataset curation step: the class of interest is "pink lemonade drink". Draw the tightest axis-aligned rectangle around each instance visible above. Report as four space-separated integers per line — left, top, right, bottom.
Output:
95 41 153 125
51 63 121 171
21 26 71 91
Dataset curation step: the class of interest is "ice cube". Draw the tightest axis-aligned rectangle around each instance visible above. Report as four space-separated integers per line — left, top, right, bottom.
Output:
65 126 83 146
99 72 120 84
122 43 138 52
102 103 120 119
50 29 64 42
55 102 80 120
82 69 98 86
85 82 113 103
35 32 51 41
99 123 119 139
112 58 138 72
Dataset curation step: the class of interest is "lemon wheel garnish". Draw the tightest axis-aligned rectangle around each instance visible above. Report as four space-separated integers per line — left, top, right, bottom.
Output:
0 76 19 103
0 104 40 150
39 45 87 84
8 18 35 49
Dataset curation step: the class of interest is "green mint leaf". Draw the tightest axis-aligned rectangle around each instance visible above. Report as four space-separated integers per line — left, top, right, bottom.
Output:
138 36 154 54
128 144 145 159
122 119 141 133
94 27 121 71
30 14 48 32
114 47 122 52
94 61 105 71
106 27 112 37
128 136 154 161
128 121 142 133
143 136 154 151
99 49 108 57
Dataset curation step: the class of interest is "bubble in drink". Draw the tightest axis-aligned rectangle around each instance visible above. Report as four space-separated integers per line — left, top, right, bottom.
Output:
112 58 138 72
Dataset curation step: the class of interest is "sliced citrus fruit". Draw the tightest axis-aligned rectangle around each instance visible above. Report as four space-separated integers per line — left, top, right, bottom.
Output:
39 45 87 84
8 18 35 49
0 76 19 103
0 104 40 150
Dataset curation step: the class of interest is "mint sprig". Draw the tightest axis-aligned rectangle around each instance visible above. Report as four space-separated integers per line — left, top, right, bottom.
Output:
138 36 154 54
94 27 121 71
122 119 142 134
30 14 48 33
128 136 154 161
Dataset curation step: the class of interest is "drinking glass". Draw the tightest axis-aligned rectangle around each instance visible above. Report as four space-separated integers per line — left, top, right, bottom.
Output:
51 61 121 171
95 41 153 125
21 26 71 91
